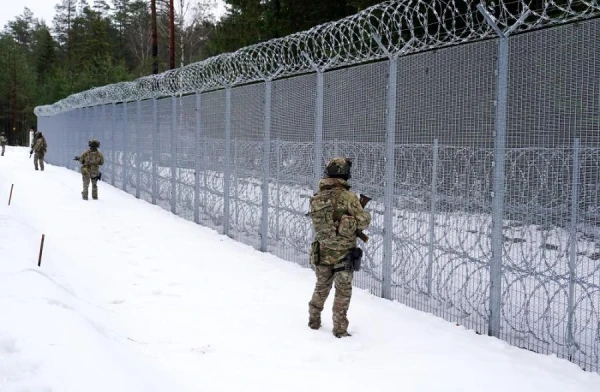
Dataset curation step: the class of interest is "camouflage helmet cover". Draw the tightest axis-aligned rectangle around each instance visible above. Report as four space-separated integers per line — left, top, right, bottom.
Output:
324 157 352 179
88 139 100 148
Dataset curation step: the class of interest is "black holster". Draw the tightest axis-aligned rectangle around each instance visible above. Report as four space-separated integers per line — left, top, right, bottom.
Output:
334 247 363 273
347 247 363 272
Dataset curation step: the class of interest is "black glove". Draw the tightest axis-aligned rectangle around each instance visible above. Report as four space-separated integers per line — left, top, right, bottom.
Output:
74 156 80 161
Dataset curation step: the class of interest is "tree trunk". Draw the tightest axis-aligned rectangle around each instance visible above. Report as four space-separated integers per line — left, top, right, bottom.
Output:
169 0 175 69
151 0 159 74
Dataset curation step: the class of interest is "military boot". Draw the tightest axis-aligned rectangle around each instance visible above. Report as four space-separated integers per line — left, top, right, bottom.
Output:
333 331 352 338
82 192 88 200
308 315 321 330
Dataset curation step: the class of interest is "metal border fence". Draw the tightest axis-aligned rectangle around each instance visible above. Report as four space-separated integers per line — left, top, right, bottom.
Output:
36 1 600 373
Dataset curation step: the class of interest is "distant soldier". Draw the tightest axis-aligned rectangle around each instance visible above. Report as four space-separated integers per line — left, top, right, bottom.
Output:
307 157 371 338
0 132 6 156
75 139 104 200
30 131 48 171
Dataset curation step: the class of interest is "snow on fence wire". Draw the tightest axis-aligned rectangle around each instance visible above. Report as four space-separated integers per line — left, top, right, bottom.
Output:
36 0 600 373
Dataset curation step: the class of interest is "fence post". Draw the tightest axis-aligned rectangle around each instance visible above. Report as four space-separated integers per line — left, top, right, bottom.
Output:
372 34 416 300
260 80 273 252
65 114 69 168
56 115 60 167
170 96 177 214
124 102 130 192
233 137 239 227
223 88 232 236
77 108 82 171
194 93 202 224
111 103 116 186
483 5 507 339
65 113 71 169
382 57 398 300
301 53 325 191
426 139 439 296
203 134 209 209
101 105 106 177
91 105 96 152
477 4 529 338
61 114 65 167
275 137 281 241
67 113 72 168
151 98 158 205
136 100 142 199
567 138 581 357
313 70 324 191
77 108 84 171
91 106 97 146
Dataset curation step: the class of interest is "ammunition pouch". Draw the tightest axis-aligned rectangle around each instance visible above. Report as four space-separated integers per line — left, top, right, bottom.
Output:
310 240 320 266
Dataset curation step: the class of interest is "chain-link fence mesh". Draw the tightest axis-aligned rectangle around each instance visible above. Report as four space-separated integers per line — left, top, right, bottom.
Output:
36 0 600 373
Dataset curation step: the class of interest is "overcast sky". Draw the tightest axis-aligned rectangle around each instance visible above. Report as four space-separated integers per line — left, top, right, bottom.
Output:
1 1 227 30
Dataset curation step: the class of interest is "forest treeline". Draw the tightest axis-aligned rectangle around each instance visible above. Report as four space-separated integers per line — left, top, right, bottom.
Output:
0 0 382 144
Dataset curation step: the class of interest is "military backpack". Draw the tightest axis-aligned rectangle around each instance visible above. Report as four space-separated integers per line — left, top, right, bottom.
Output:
309 188 345 248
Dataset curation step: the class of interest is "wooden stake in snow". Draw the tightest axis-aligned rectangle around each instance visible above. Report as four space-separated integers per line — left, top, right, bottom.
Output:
38 234 45 267
8 184 14 205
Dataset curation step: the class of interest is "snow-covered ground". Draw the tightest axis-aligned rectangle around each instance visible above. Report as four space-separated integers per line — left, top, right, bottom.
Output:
1 146 599 392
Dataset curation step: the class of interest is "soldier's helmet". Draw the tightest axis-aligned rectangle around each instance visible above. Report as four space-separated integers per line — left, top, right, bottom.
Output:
0 132 5 136
324 157 352 180
88 139 100 148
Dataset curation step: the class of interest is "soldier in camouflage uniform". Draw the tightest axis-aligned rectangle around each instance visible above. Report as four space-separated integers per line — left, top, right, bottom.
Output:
76 139 104 200
0 132 6 156
307 157 371 338
30 131 47 170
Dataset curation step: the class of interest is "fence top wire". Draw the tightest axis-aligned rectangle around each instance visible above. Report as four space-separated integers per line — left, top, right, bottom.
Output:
34 0 600 117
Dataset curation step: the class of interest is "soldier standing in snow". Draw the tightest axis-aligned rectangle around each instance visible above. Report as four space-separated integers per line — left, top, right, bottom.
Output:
75 139 104 200
30 130 47 171
0 132 7 156
307 157 371 338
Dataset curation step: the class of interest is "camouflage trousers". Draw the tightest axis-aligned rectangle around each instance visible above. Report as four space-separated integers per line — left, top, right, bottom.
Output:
1 144 5 156
34 153 45 170
308 264 353 335
82 174 99 200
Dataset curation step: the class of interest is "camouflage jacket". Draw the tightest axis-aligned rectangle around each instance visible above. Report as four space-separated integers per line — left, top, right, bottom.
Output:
310 178 371 265
32 137 47 154
79 149 104 177
0 135 6 145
